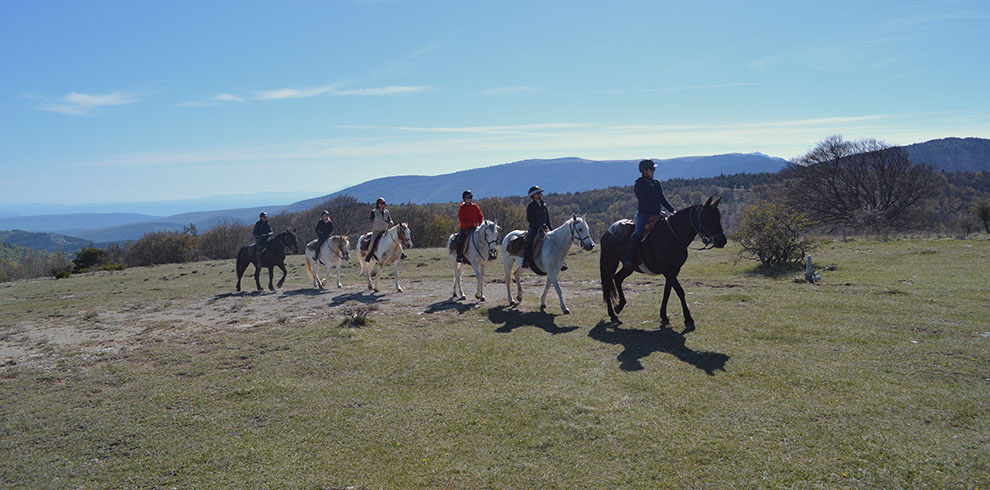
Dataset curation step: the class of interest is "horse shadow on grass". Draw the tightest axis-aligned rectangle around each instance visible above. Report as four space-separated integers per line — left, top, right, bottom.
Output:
329 291 388 307
485 305 579 335
423 300 479 315
588 321 729 374
280 288 330 297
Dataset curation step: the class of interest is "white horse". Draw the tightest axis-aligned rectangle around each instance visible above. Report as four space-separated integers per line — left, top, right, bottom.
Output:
447 220 500 301
501 214 595 314
304 235 351 289
358 223 413 293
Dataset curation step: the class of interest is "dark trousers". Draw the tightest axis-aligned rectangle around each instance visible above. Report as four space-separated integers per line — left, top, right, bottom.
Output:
523 226 540 263
365 231 385 262
255 236 270 260
315 234 330 260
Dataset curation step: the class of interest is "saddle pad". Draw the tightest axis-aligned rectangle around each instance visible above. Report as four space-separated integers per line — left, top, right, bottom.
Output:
359 234 372 252
643 214 664 233
609 220 634 240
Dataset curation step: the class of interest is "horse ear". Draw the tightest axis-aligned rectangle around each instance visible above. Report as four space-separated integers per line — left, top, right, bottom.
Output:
714 197 721 207
572 213 577 221
705 197 713 207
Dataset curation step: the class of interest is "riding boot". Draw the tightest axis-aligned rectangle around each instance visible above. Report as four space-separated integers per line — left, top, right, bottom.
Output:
560 262 568 271
622 238 638 269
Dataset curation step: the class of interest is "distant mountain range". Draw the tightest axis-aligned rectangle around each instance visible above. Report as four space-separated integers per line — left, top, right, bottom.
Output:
286 153 787 211
3 137 987 249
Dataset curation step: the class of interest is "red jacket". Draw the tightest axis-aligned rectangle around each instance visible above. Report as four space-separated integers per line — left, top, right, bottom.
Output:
458 202 484 230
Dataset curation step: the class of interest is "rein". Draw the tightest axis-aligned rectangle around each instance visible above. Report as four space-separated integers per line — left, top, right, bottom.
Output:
546 219 590 253
688 205 724 250
468 223 497 260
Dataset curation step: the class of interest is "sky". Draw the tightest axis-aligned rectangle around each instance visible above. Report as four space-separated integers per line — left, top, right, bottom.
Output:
1 0 988 208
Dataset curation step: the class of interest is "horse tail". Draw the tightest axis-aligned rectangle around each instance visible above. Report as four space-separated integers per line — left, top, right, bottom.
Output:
236 247 247 274
304 253 315 280
600 231 619 304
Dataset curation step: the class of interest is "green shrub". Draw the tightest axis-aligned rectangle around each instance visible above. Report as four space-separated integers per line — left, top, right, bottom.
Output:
732 199 815 267
72 248 110 273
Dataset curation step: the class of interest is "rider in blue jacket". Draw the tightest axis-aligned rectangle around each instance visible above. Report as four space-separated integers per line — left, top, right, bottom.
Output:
624 159 675 268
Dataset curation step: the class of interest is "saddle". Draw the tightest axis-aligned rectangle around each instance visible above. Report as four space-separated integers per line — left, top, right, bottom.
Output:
306 239 319 251
611 215 664 242
359 234 372 253
448 228 474 254
505 230 545 259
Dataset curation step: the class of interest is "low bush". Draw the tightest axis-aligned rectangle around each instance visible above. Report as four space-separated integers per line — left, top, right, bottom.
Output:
732 199 815 267
125 232 198 267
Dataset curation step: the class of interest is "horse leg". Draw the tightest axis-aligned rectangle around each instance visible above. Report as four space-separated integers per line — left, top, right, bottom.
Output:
539 275 553 311
660 280 673 327
502 254 514 304
268 266 276 291
452 260 463 299
474 262 485 301
549 272 569 314
614 267 634 315
235 253 245 292
667 276 694 332
276 263 287 289
254 262 263 292
393 260 401 292
334 260 342 288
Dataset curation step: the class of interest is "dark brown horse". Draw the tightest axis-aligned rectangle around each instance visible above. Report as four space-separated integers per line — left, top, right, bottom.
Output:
236 230 299 292
600 198 726 331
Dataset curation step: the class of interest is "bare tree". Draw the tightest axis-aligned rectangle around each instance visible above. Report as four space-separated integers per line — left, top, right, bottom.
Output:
198 221 250 260
780 135 941 232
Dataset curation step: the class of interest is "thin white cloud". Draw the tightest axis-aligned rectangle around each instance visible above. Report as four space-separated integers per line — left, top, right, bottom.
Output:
40 90 141 116
333 85 429 96
389 43 442 75
479 86 541 96
180 83 427 106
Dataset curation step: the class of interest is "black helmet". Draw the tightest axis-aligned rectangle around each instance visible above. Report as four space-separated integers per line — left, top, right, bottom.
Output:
259 212 268 218
321 210 329 216
462 190 473 199
638 159 657 172
528 185 544 198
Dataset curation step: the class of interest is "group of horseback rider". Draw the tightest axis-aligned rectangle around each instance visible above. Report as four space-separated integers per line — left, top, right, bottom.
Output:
253 158 673 269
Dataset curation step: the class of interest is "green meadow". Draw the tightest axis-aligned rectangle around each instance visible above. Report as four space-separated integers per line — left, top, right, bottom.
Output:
1 237 987 488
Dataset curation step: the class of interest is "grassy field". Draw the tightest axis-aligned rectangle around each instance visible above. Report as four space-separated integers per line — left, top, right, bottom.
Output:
1 237 988 488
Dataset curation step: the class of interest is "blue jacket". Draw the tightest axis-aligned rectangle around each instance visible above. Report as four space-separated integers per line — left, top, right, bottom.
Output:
634 176 675 215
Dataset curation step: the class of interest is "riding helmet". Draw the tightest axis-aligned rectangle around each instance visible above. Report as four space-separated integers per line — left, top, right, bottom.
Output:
259 212 268 218
528 185 544 198
462 190 473 199
376 197 385 205
638 159 657 172
322 210 329 216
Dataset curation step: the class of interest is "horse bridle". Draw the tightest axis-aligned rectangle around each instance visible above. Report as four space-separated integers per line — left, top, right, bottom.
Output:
570 219 592 245
396 225 412 248
469 223 498 259
689 205 724 250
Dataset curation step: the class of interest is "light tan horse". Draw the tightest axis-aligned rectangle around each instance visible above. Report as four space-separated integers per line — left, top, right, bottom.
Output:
304 235 350 289
358 223 412 292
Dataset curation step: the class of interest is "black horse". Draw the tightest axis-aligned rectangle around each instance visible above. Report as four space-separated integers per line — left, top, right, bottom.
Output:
236 230 299 292
600 197 727 330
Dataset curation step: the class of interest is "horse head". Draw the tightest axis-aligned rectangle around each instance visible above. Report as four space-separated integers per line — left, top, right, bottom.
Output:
571 214 595 251
483 220 500 259
397 223 413 249
338 235 351 260
700 197 727 248
283 229 300 254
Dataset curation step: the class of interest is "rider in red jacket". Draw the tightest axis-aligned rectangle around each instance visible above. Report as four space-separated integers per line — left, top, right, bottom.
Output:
454 190 484 264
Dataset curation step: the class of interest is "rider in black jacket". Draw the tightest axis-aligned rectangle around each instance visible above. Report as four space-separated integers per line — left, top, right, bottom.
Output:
314 210 334 261
253 212 273 262
523 186 552 269
624 159 675 268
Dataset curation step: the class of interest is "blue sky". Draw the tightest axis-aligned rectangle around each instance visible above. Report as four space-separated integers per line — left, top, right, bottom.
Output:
2 0 988 206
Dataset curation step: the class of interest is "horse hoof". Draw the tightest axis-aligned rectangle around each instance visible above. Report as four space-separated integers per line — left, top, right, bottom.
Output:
515 295 522 302
397 287 403 293
660 318 671 327
614 304 625 314
683 322 696 333
562 308 570 315
609 315 620 324
475 293 482 299
479 296 486 302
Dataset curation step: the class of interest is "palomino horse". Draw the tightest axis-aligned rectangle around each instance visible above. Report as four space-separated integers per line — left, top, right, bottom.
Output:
599 197 726 330
500 215 595 314
358 223 413 292
235 230 299 292
446 220 500 301
304 235 351 289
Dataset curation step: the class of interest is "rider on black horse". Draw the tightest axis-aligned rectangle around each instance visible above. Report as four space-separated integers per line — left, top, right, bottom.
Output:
253 211 273 262
624 159 676 269
314 210 334 261
454 190 484 264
